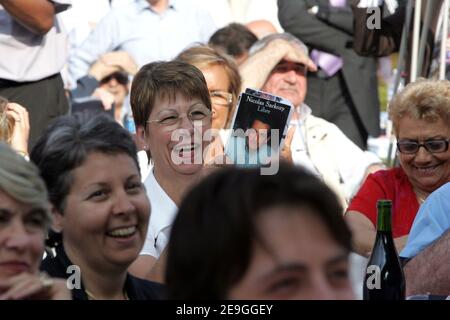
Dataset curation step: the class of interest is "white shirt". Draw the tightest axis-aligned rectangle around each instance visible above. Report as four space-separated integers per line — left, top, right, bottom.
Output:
289 105 321 177
0 0 71 81
137 150 152 182
140 170 177 258
292 104 382 201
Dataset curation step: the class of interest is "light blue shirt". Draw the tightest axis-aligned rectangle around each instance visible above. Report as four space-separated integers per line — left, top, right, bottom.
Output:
68 0 216 81
400 182 450 259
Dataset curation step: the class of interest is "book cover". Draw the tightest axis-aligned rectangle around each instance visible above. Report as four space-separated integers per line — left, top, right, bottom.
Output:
225 88 293 167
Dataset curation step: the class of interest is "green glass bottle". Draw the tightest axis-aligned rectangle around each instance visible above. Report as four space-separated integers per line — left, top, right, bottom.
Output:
363 200 405 300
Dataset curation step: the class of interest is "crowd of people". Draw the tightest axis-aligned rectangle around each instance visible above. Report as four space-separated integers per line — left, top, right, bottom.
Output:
0 0 449 300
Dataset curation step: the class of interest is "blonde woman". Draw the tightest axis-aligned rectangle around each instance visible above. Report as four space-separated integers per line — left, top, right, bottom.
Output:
346 79 450 257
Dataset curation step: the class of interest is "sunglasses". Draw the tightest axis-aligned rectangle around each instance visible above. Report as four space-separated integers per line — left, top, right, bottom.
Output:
100 72 129 85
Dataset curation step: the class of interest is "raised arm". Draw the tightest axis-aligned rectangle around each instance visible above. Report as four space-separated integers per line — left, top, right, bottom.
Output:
0 0 55 35
239 38 316 91
68 12 121 81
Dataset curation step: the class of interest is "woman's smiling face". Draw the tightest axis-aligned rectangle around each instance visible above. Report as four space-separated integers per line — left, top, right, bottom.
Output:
397 115 450 194
56 152 150 271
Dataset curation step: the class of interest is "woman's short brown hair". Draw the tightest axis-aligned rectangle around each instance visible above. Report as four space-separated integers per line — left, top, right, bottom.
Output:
176 45 242 128
130 60 212 131
389 78 450 135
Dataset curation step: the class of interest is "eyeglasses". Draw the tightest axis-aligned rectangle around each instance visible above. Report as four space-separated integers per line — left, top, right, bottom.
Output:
146 105 211 130
210 91 233 107
397 139 450 154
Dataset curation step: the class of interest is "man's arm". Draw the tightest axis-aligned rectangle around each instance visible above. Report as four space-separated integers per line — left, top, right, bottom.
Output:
239 38 316 91
0 0 55 35
400 186 450 296
350 0 404 57
404 230 450 296
307 2 354 35
278 0 353 55
68 12 120 82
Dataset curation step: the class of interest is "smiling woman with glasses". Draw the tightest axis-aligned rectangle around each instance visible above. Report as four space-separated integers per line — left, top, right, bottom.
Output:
209 90 233 108
345 79 450 258
176 45 241 130
146 102 212 131
175 45 242 164
128 61 213 280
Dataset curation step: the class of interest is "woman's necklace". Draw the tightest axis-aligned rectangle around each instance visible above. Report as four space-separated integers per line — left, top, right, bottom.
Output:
85 288 129 300
415 189 429 204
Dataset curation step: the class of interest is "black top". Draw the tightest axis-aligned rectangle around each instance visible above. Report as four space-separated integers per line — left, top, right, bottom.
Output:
40 244 166 300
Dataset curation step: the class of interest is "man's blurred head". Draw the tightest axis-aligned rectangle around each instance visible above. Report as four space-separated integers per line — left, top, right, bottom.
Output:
262 60 307 107
99 71 129 109
208 23 258 66
250 33 309 107
245 19 278 39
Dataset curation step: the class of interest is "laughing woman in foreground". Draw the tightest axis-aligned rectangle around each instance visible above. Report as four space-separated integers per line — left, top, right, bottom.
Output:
166 165 354 299
31 114 164 300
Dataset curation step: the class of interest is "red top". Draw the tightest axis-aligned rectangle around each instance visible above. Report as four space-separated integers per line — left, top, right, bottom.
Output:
347 167 419 238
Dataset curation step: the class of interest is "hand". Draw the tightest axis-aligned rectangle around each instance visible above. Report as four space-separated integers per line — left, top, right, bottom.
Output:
88 59 121 81
92 87 115 110
99 51 138 76
268 39 317 72
280 126 296 163
6 102 30 155
0 272 71 300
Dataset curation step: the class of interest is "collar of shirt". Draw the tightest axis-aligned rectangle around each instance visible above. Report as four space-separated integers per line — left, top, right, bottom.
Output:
288 103 322 177
136 0 177 13
291 103 312 124
143 169 178 237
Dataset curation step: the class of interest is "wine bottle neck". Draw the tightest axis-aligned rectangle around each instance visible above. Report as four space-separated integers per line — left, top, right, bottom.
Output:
377 206 392 232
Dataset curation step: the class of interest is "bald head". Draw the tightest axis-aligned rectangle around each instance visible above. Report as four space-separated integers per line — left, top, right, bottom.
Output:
246 20 277 39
